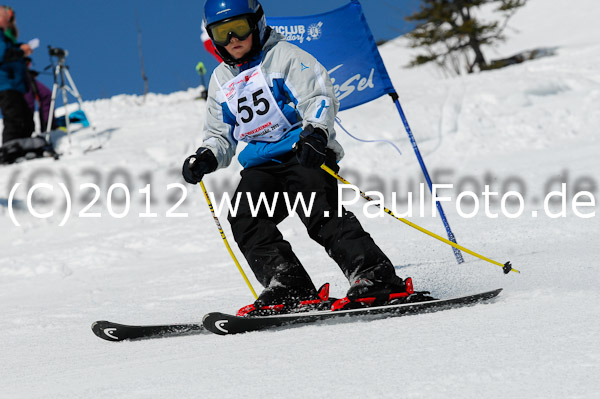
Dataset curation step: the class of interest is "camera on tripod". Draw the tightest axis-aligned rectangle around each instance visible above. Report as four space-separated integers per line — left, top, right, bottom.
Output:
44 44 90 137
48 46 68 58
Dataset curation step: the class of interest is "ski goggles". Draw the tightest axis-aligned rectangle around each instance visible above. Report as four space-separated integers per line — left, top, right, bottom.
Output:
209 17 253 46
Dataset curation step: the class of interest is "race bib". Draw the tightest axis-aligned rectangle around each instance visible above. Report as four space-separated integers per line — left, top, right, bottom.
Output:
218 66 295 143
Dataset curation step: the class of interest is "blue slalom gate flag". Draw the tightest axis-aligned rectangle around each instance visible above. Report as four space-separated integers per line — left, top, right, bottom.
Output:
267 0 395 111
269 1 464 264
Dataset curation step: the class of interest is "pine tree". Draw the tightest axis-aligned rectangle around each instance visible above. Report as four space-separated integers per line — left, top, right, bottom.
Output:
405 0 527 75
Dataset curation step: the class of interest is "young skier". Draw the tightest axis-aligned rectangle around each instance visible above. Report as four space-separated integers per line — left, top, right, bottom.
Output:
183 0 413 315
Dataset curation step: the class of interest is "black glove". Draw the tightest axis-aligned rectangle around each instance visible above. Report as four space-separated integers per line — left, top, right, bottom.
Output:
294 125 328 168
182 148 218 184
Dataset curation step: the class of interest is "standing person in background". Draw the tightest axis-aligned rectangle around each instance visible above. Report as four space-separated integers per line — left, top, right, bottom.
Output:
24 57 57 132
0 5 34 144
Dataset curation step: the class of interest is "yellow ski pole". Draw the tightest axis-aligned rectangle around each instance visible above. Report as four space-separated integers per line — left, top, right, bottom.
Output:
320 165 520 275
200 181 258 299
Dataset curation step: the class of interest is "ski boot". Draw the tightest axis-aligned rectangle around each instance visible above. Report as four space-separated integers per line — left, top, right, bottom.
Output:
331 277 436 311
237 283 334 317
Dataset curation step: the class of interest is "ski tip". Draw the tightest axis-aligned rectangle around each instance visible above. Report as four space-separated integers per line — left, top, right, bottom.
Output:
91 320 111 331
91 320 106 332
472 288 503 302
487 288 503 299
202 313 233 336
91 320 126 342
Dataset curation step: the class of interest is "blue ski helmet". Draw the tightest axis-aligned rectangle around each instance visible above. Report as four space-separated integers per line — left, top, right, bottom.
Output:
204 0 268 65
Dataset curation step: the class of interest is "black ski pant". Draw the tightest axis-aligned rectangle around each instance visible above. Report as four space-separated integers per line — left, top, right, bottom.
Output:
0 90 35 144
228 151 397 291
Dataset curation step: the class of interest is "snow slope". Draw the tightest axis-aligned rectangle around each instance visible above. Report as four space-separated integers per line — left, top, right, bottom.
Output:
1 0 599 397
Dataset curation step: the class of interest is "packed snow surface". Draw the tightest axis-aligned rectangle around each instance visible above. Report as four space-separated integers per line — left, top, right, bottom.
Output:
1 0 599 397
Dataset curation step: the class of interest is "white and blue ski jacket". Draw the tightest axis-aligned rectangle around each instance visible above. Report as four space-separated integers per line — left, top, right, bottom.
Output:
201 29 344 169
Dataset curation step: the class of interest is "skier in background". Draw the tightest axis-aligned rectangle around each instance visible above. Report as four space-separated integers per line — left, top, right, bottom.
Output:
182 0 413 315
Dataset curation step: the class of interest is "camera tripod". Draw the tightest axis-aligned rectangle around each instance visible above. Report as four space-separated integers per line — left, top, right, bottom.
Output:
46 48 88 144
